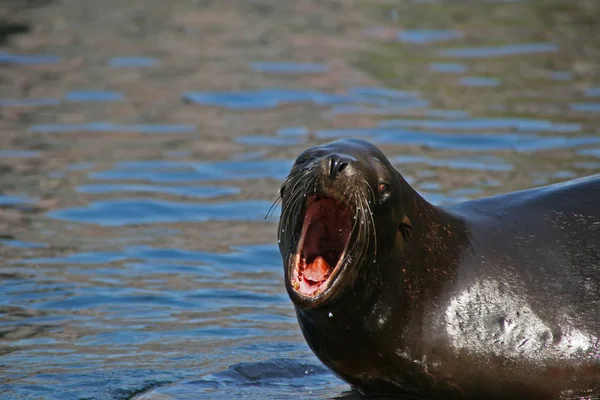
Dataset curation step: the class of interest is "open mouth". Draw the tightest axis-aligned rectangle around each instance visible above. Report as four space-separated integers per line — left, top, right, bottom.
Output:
290 196 353 298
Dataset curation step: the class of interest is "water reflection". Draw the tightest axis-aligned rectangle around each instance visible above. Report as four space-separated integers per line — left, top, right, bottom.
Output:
459 76 501 87
251 62 329 74
439 43 558 58
108 57 158 68
585 88 600 97
0 51 60 64
0 98 60 107
571 103 600 113
429 62 467 73
65 90 126 102
2 0 600 398
28 122 196 134
378 117 580 132
48 199 276 226
318 128 600 152
396 29 463 44
76 184 240 198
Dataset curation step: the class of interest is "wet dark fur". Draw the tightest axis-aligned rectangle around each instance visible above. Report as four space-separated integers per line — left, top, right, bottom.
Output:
277 139 600 400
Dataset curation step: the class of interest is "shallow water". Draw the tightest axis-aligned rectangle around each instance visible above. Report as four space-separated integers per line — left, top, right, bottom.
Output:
1 0 599 399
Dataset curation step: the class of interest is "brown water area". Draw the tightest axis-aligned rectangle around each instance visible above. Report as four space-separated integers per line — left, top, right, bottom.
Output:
1 0 599 399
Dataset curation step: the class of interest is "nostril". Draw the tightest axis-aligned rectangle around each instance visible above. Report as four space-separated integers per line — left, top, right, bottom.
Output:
329 155 351 180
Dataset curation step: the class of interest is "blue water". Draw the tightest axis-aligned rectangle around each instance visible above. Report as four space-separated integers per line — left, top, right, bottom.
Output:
585 88 600 97
439 43 559 58
2 0 600 399
251 62 329 74
0 195 35 205
429 62 467 73
396 29 463 44
76 184 240 198
28 122 196 134
571 103 600 113
108 57 159 68
459 76 501 87
377 117 580 132
317 127 600 152
0 150 41 158
89 159 294 182
550 71 573 81
0 51 60 64
236 135 306 146
48 199 277 226
0 98 60 107
65 90 126 102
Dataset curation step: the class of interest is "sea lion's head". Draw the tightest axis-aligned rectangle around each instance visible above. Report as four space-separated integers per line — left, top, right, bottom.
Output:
278 139 410 309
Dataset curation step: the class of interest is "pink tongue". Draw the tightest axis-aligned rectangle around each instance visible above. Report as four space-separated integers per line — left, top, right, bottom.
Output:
304 256 330 283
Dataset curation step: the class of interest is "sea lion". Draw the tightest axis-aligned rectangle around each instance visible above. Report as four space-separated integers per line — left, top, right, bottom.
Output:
277 138 600 399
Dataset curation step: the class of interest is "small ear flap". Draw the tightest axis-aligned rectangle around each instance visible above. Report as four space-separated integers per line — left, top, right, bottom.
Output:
399 215 412 241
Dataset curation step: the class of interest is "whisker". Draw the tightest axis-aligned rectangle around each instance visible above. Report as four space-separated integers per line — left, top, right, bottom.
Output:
277 163 318 244
265 195 282 220
363 178 377 261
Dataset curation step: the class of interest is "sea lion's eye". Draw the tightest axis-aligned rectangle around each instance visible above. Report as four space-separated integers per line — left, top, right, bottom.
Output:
378 182 390 197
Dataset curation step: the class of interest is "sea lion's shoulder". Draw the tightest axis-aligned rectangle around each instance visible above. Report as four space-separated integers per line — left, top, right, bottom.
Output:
448 173 600 223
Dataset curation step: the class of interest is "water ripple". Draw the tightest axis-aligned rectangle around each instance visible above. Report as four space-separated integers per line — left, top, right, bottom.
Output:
0 149 41 158
0 195 35 205
76 184 239 198
429 62 467 73
571 103 600 113
3 0 600 399
90 159 294 182
183 87 423 110
28 122 195 134
251 62 328 74
134 358 345 400
397 29 463 44
459 76 501 87
439 43 558 58
585 88 600 97
391 154 513 172
378 117 580 132
108 57 158 67
318 127 598 152
65 90 126 102
0 98 60 107
0 51 61 64
47 199 276 226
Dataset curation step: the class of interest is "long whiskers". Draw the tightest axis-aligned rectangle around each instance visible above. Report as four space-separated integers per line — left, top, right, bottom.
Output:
275 159 377 275
276 162 319 245
343 183 373 271
362 177 377 262
265 195 282 220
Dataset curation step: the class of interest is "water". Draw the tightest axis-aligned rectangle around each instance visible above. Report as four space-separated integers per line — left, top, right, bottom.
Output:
1 0 599 399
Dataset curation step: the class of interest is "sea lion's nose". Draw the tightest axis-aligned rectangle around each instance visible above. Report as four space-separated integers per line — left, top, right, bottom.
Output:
327 153 356 180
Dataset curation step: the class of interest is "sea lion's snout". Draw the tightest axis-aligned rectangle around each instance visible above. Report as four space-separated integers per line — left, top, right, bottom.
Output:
278 142 378 308
325 153 357 181
313 152 363 200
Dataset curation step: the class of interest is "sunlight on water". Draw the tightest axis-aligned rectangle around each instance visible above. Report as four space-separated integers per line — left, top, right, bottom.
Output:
1 0 600 398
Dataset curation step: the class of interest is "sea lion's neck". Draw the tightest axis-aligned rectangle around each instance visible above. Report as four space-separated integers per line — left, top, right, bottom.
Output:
399 180 469 303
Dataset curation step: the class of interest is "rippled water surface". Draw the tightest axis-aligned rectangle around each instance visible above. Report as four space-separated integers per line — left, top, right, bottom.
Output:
1 0 600 399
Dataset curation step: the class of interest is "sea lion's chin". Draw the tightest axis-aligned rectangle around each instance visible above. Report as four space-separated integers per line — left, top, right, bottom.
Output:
286 195 354 309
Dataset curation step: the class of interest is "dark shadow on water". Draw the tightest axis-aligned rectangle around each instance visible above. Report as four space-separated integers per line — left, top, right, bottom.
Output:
133 358 415 399
0 0 53 45
0 20 29 45
132 358 333 398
